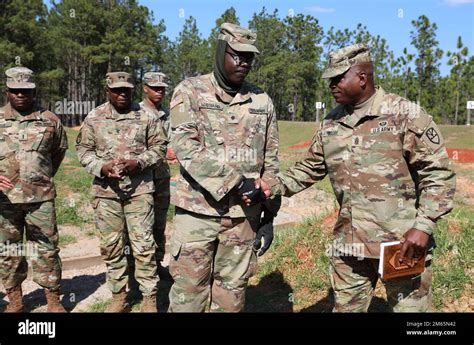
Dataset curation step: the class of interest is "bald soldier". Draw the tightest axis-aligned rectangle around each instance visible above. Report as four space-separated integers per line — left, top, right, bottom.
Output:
168 23 280 312
0 67 68 312
140 72 171 277
250 43 456 312
76 72 168 312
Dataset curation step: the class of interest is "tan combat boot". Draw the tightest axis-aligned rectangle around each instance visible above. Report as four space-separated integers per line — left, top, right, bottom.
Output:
140 294 157 313
44 289 67 312
5 285 25 313
105 287 130 313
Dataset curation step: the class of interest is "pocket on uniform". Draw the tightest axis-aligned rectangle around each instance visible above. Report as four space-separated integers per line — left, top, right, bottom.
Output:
27 127 47 151
170 236 182 259
243 250 257 279
92 198 101 209
244 116 266 147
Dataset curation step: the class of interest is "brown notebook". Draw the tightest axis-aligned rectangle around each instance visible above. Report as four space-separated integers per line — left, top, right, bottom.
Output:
378 241 425 280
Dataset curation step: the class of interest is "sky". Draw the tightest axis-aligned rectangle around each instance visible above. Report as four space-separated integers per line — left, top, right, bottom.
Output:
138 0 474 75
44 0 474 75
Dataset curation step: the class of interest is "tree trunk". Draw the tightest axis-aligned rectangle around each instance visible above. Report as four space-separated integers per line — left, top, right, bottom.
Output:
292 93 297 121
454 90 459 125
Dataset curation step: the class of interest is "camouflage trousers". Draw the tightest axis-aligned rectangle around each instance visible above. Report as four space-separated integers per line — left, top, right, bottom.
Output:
0 201 61 290
93 194 158 296
329 254 433 312
153 177 170 264
168 207 259 312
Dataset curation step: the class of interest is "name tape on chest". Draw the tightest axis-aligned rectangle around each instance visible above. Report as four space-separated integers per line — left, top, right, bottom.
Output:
370 125 396 134
323 125 340 136
248 108 267 115
199 102 224 111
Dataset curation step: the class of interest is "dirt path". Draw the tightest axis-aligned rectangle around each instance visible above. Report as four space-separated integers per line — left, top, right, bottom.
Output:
0 185 335 312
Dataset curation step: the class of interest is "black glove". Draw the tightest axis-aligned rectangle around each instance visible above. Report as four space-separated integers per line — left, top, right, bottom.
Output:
253 216 274 256
237 177 266 206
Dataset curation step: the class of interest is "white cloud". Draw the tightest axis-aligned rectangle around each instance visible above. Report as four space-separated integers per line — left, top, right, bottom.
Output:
443 0 474 6
304 6 336 13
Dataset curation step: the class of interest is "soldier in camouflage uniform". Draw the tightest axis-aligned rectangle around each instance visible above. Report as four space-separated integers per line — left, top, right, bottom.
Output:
252 43 456 312
140 72 172 278
168 23 280 312
76 72 168 312
0 67 68 312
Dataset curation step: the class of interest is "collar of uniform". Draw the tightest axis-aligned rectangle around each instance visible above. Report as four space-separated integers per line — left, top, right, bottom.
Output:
141 99 167 119
107 102 138 120
4 103 41 122
210 72 252 105
367 86 387 116
336 86 383 128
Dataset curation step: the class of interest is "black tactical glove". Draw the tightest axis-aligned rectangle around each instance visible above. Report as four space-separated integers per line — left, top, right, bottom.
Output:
253 215 274 256
237 177 266 206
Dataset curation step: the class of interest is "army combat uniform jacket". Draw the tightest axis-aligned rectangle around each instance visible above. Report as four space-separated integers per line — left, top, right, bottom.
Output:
170 72 279 218
76 102 168 200
0 103 68 203
271 87 456 258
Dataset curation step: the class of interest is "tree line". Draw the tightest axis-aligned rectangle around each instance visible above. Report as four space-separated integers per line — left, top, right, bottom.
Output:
0 0 472 125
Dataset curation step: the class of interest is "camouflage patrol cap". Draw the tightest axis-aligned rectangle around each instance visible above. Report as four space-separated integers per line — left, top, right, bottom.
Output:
322 43 372 79
5 67 36 89
106 71 134 88
143 72 168 87
218 22 260 54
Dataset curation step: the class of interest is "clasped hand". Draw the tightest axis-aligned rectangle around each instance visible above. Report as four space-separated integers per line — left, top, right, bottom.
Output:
101 158 141 179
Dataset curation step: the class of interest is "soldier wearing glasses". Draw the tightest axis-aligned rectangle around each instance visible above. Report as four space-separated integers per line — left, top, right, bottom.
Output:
168 23 280 312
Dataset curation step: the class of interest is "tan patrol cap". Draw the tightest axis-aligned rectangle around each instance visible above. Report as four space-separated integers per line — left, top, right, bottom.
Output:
106 71 134 88
143 72 168 87
322 43 372 79
218 22 260 54
6 67 36 89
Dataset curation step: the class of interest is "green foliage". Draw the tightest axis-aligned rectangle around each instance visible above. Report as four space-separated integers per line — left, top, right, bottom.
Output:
0 6 472 123
59 234 77 246
432 204 473 310
87 298 111 312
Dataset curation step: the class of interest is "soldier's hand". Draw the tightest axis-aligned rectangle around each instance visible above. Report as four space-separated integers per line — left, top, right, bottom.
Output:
101 161 124 180
255 179 272 199
399 228 429 267
117 159 141 176
253 213 274 256
238 177 266 206
0 176 13 191
242 179 272 206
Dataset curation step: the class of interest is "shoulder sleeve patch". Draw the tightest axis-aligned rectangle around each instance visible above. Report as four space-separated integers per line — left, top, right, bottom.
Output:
421 124 444 152
170 91 192 129
170 94 183 110
407 111 432 135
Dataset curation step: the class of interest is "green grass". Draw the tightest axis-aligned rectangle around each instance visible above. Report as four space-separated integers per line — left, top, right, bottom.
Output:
432 203 473 310
247 214 333 312
55 128 93 227
59 234 77 246
86 294 146 312
87 298 111 312
278 121 319 151
439 125 474 149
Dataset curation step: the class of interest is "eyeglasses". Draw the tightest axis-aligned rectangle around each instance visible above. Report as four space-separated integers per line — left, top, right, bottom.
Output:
225 51 255 67
8 88 34 95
